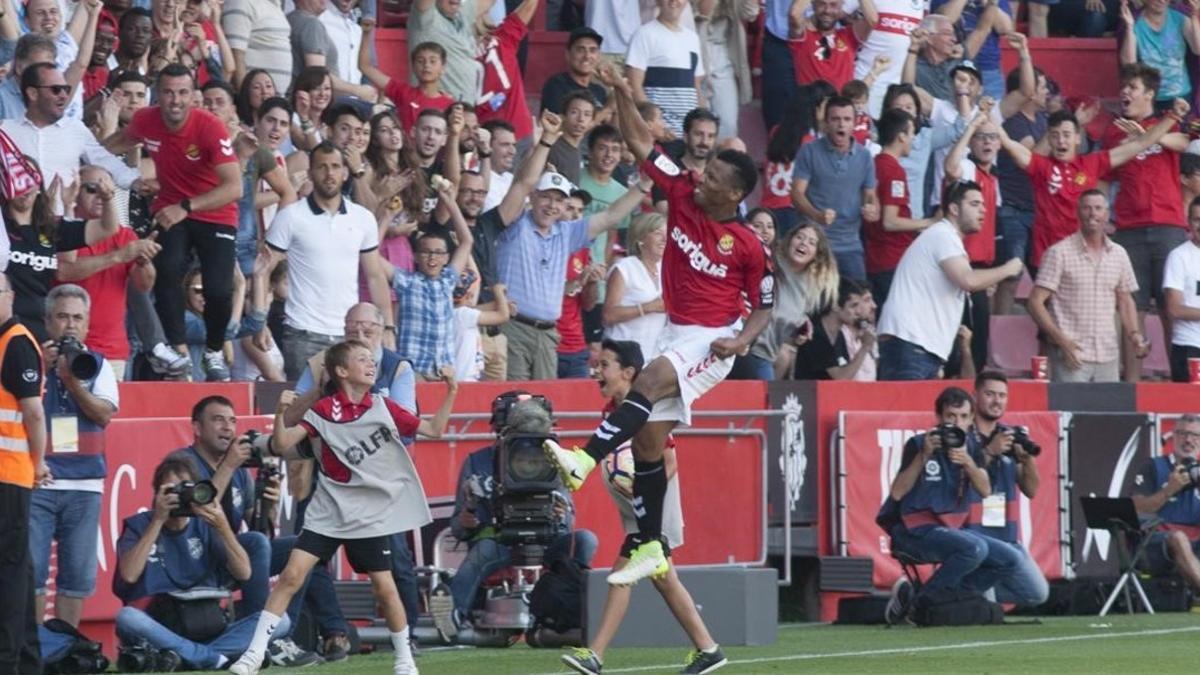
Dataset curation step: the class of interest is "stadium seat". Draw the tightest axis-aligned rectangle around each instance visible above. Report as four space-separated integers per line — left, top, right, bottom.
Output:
1143 317 1169 378
989 315 1040 376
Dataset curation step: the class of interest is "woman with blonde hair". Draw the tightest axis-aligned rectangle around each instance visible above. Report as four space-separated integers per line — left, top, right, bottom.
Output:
602 212 669 362
738 221 840 380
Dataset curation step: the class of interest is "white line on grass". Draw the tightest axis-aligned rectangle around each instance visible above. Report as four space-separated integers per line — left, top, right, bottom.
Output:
535 625 1200 674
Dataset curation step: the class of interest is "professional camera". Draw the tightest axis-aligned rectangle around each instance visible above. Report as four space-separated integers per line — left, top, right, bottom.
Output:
494 430 563 564
167 480 217 518
1179 457 1200 488
1005 425 1042 458
56 335 99 381
238 430 269 469
251 458 281 535
116 640 181 673
490 391 552 432
931 423 967 451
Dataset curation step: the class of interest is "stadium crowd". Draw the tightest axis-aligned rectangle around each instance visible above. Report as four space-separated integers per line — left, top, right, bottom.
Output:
0 0 1199 671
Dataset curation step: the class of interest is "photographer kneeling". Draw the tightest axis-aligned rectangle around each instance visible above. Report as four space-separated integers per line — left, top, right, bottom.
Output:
1131 413 1200 593
968 372 1049 607
432 393 598 642
880 386 1019 624
114 452 284 670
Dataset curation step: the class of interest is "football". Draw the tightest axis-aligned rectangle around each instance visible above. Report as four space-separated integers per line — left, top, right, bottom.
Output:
603 446 635 495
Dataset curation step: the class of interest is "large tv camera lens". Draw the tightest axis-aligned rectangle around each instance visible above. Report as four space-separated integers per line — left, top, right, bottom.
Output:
57 334 99 380
504 436 558 484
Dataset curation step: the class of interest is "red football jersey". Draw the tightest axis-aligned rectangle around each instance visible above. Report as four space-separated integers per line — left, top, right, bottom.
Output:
1027 152 1111 266
556 248 591 354
863 153 915 275
126 107 239 227
1101 117 1185 230
476 15 534 140
962 162 998 265
789 26 859 89
642 150 774 327
69 228 138 360
385 80 455 132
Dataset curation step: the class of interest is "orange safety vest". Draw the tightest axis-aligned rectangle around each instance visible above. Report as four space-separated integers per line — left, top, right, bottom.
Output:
0 321 42 489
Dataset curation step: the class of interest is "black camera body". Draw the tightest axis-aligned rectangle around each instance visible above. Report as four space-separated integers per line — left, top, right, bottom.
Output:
117 640 180 673
167 480 217 518
240 430 268 468
56 335 99 381
1003 425 1042 458
1179 457 1200 488
489 392 552 432
494 431 563 565
931 423 967 451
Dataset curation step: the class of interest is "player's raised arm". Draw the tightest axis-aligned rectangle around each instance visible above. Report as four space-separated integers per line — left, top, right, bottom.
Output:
599 62 653 163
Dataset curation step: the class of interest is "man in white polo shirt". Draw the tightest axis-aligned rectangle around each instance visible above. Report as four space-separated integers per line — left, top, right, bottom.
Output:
266 141 394 380
1164 196 1200 382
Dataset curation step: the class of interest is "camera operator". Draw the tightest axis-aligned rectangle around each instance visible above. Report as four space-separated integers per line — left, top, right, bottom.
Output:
431 394 598 642
28 285 118 629
880 386 1019 623
967 371 1049 607
1131 413 1200 593
114 451 279 670
177 396 320 667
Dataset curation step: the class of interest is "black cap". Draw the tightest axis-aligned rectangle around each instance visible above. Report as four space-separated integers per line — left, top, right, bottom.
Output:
568 26 604 48
950 59 983 84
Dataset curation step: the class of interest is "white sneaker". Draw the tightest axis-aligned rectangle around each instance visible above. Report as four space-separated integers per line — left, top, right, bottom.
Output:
228 654 262 675
149 342 191 375
202 349 231 382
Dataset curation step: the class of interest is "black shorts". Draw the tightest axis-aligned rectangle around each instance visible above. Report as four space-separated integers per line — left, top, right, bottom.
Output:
296 530 391 573
619 534 673 559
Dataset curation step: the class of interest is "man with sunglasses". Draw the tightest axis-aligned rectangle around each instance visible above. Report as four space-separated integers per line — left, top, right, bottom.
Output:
787 0 876 90
1 61 144 214
1132 414 1200 595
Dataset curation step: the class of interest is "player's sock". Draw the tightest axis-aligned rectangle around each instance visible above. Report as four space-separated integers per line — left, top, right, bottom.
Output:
390 626 411 655
584 391 653 462
632 457 668 539
240 610 281 665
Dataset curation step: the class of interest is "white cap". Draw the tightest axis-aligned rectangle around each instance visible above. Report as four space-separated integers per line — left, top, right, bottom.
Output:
536 172 574 196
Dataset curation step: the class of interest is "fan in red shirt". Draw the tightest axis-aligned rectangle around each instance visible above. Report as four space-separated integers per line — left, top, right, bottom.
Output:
787 0 876 89
359 20 454 132
997 100 1189 268
544 63 773 587
104 64 244 382
863 109 938 302
556 245 601 378
475 0 537 142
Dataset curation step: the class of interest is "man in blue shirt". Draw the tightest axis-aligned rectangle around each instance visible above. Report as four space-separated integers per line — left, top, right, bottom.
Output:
29 285 119 629
880 386 1019 623
114 451 281 670
493 109 648 380
1132 412 1200 593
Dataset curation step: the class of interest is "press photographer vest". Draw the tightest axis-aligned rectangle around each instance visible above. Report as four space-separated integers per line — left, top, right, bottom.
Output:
899 433 984 530
43 350 109 485
0 321 41 489
966 455 1020 543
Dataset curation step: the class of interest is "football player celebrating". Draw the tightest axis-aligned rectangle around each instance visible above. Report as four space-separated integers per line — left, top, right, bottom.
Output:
545 62 774 586
229 340 458 675
561 339 726 675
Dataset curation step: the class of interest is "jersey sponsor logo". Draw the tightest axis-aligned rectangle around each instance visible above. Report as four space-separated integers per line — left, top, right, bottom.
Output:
10 249 58 272
670 226 729 278
1135 143 1165 161
219 138 234 157
717 233 734 255
143 139 162 154
654 153 681 177
876 12 920 35
342 425 397 466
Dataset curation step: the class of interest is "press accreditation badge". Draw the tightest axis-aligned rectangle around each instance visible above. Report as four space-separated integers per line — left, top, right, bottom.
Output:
51 415 78 454
982 494 1006 528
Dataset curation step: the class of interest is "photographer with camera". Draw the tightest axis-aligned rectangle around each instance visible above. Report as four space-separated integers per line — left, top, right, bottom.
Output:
430 392 598 643
967 371 1049 607
176 396 320 667
28 285 119 629
114 451 277 671
880 386 1019 624
1131 413 1200 593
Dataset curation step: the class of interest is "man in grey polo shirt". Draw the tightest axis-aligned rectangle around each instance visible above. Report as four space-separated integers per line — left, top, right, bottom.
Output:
494 111 649 380
791 95 879 281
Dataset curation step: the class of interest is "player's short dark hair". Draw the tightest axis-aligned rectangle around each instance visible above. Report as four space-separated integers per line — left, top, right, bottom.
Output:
1120 62 1162 97
683 107 719 135
258 96 292 121
1047 109 1079 132
1079 188 1106 202
635 100 661 122
322 102 365 128
935 386 974 416
877 108 914 146
837 278 869 308
119 7 152 31
201 79 236 100
416 108 446 123
20 62 56 105
974 370 1008 391
1005 64 1046 94
561 90 597 114
153 450 200 490
411 41 447 63
944 180 982 210
587 123 622 152
569 188 592 207
1183 153 1200 177
325 339 371 391
415 230 452 252
482 119 515 136
716 149 757 200
824 95 856 118
309 140 343 163
601 339 644 376
841 79 869 101
191 395 235 423
110 70 149 90
157 62 194 88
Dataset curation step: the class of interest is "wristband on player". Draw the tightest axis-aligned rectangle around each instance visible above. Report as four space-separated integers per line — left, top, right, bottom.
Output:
539 139 554 148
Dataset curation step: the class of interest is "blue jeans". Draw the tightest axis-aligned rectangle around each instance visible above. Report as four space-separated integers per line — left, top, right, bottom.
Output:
833 249 867 283
981 68 1005 101
116 606 290 669
730 353 775 381
761 33 799 131
387 532 420 627
556 349 590 379
878 337 943 381
449 531 598 614
28 489 101 596
997 204 1034 268
893 525 1019 596
982 538 1049 607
